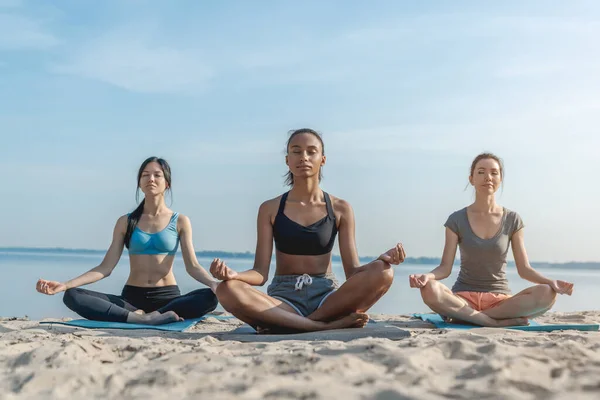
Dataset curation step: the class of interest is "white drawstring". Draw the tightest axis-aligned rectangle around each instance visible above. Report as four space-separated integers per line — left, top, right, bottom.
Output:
295 274 313 291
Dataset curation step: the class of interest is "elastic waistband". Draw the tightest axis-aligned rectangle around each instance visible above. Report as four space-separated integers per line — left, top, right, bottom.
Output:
122 285 181 296
271 273 336 282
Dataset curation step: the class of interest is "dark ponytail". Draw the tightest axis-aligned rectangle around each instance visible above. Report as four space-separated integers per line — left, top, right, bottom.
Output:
125 200 145 248
284 128 325 186
124 157 172 248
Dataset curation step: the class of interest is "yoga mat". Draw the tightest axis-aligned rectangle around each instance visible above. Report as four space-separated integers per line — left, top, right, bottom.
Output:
39 314 235 332
414 313 599 332
218 320 411 342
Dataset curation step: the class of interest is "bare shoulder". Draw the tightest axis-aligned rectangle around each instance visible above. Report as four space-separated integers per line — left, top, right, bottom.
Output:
257 195 282 226
177 213 191 225
328 194 353 217
116 215 129 229
259 195 282 215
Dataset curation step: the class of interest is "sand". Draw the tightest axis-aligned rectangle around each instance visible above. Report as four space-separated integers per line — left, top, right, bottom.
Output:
1 312 599 400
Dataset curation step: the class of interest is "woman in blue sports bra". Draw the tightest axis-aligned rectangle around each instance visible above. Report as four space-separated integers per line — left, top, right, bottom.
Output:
35 157 219 325
210 129 406 332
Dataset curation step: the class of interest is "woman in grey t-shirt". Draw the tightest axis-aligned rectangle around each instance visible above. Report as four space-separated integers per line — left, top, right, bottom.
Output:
409 153 574 327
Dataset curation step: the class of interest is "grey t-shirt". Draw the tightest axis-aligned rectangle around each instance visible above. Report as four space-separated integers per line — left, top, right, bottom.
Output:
444 207 524 295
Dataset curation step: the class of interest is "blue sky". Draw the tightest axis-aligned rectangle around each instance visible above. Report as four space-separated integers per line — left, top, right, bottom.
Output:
2 0 599 262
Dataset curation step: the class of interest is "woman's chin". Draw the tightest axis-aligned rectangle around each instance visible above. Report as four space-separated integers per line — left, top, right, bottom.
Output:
477 188 497 195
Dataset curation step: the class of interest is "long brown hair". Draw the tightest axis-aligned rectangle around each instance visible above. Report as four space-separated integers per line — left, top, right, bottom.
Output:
124 157 172 248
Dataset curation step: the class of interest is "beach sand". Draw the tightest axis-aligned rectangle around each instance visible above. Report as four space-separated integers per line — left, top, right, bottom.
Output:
1 312 599 400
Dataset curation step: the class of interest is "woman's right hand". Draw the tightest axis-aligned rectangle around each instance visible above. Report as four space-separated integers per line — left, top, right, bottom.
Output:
209 258 238 281
409 273 432 288
36 279 67 295
549 280 574 295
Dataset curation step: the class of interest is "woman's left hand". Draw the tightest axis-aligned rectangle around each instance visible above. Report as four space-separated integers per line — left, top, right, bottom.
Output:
378 243 406 265
549 280 574 295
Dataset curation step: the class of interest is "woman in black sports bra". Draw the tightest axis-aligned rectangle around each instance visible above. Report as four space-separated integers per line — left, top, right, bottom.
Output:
210 128 406 332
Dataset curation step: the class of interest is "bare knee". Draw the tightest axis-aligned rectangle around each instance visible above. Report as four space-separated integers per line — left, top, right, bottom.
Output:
215 280 249 311
532 284 557 308
369 260 394 289
419 280 444 308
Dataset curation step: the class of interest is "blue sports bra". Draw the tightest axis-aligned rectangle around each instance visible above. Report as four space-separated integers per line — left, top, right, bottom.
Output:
128 212 180 255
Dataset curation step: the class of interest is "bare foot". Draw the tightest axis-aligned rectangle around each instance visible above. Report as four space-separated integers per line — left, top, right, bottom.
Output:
326 313 369 330
133 311 183 325
146 311 161 318
149 311 182 325
133 310 163 317
256 313 369 334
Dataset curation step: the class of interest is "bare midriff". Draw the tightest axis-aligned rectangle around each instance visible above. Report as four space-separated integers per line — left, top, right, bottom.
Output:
275 251 333 276
125 254 178 287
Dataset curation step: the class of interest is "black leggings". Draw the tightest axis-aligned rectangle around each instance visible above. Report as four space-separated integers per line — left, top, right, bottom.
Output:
63 285 218 322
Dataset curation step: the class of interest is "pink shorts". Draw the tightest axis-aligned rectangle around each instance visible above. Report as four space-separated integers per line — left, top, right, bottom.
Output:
454 291 510 311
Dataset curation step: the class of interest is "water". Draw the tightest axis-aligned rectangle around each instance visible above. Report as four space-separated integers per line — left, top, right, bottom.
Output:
2 250 598 319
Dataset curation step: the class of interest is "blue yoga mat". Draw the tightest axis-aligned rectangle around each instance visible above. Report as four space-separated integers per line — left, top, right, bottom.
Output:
414 313 599 332
39 314 235 332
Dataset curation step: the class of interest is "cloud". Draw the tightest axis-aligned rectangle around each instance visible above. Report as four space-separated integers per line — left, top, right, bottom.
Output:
0 12 59 50
54 29 214 94
232 10 600 86
326 95 600 158
48 8 600 91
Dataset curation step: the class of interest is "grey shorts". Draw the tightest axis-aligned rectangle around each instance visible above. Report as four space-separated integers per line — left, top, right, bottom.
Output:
267 273 339 317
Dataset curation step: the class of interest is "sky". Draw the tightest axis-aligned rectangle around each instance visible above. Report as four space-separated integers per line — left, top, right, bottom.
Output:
1 0 599 262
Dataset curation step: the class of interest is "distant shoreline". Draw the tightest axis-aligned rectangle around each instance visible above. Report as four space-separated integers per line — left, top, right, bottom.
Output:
1 247 599 270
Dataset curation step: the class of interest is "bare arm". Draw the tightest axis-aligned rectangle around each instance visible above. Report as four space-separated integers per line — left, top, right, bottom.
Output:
338 199 406 278
36 216 127 295
409 227 457 288
336 200 362 279
427 227 458 280
512 229 574 294
511 229 552 284
210 200 273 286
178 215 219 292
65 216 127 288
246 200 274 285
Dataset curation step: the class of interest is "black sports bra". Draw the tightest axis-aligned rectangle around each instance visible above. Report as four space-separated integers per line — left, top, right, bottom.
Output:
273 191 338 256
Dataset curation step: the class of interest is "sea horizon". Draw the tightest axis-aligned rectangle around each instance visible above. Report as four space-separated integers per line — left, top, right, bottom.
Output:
2 246 598 270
